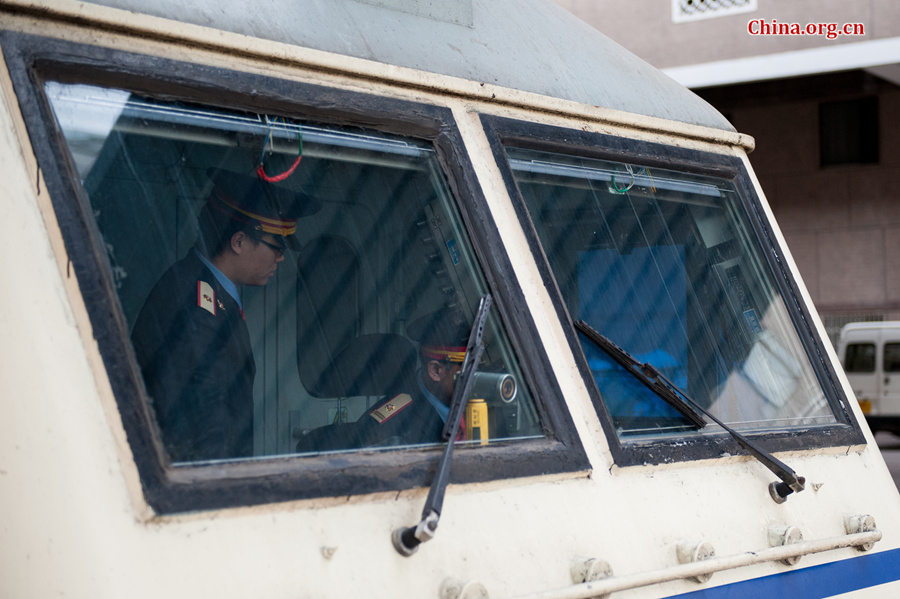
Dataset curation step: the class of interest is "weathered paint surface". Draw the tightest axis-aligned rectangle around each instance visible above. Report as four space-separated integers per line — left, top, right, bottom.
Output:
84 0 735 131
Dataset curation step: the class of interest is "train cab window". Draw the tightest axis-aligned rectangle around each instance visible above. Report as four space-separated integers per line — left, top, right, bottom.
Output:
43 81 545 462
3 35 593 512
487 132 854 455
845 343 876 373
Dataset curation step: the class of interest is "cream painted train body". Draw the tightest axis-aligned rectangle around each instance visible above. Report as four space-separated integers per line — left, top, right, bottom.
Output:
1 1 899 597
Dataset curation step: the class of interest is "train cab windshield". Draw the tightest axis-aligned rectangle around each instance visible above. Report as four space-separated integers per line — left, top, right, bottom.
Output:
44 81 544 463
503 146 838 439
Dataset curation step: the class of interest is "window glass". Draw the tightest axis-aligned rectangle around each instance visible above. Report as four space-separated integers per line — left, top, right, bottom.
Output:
819 97 878 167
884 344 900 373
845 343 876 373
504 146 837 438
45 82 543 463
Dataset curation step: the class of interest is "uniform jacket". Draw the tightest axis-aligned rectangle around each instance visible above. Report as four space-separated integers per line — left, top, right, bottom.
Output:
354 388 446 448
296 385 446 452
131 250 254 462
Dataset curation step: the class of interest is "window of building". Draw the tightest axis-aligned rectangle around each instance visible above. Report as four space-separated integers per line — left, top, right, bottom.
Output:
671 0 757 24
844 343 876 373
820 97 879 167
8 34 586 512
481 116 861 464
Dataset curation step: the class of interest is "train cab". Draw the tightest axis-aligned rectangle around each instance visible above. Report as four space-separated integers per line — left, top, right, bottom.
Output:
1 0 899 597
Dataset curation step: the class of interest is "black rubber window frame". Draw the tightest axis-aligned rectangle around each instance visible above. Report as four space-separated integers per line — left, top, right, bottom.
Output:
1 31 589 513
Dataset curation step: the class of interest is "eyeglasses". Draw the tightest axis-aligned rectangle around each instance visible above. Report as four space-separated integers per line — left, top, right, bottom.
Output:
258 238 286 257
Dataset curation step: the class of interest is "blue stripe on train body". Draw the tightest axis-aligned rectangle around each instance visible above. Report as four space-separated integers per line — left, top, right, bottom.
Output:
669 548 900 598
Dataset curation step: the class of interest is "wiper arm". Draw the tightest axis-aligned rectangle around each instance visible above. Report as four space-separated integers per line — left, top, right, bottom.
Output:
574 320 805 503
392 294 492 556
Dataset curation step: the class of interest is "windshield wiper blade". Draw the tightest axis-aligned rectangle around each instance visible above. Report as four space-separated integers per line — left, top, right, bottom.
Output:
574 320 805 503
574 320 706 428
392 294 492 556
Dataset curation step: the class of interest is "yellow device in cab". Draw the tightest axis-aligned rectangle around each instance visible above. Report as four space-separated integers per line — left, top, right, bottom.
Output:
466 398 489 446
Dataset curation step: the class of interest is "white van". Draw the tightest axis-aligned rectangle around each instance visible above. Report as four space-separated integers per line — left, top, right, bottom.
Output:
838 321 900 434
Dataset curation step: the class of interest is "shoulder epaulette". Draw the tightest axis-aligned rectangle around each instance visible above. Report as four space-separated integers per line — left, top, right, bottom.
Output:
369 393 413 424
197 281 216 315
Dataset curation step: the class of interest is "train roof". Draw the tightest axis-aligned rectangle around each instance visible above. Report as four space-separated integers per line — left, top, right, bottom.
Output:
85 0 736 132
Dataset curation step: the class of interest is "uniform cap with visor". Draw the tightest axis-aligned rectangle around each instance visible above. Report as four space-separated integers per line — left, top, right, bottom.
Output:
408 313 470 364
207 168 322 251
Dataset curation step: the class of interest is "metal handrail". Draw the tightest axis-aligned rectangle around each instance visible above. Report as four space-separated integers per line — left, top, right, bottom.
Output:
512 530 882 599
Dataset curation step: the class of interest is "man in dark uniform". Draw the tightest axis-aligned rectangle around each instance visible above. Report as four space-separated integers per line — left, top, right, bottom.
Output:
297 316 469 451
354 317 468 447
131 170 318 462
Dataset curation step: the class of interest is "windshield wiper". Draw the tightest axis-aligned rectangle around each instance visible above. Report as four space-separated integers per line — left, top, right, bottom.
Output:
574 320 706 428
392 294 492 556
574 320 806 503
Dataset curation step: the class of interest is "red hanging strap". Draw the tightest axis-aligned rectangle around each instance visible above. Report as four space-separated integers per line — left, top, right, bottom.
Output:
256 156 303 183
